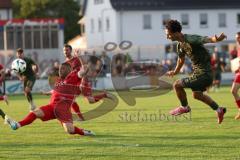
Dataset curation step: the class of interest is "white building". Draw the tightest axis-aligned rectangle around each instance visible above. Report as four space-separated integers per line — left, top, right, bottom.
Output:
80 0 240 60
0 0 12 20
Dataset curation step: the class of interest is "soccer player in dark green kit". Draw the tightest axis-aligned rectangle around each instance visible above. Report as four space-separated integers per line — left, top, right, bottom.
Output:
165 20 227 124
16 48 38 111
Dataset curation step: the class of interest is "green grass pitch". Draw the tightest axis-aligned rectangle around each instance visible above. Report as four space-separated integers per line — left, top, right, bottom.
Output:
0 86 240 160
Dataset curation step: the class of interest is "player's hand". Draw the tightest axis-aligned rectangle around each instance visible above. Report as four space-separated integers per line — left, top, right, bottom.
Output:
105 92 115 101
166 70 175 77
19 76 26 81
215 33 227 42
32 65 38 73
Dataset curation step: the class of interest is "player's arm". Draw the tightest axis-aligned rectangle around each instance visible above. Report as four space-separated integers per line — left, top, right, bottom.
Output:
41 90 53 96
15 72 24 81
167 56 185 77
85 92 113 104
204 33 227 43
28 58 38 73
32 64 38 73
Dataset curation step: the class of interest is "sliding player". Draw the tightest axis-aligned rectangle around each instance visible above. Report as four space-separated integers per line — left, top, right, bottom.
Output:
5 62 110 136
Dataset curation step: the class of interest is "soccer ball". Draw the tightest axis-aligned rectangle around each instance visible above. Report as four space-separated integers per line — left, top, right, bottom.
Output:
11 58 27 73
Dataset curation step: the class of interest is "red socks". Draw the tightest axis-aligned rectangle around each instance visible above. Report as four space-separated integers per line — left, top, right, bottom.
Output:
70 127 84 135
71 102 84 120
19 112 37 127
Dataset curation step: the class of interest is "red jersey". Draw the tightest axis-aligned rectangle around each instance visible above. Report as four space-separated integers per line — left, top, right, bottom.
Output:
50 70 82 104
66 57 82 70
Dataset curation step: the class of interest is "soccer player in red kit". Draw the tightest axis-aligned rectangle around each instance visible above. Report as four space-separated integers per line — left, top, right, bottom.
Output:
0 64 8 120
0 64 8 105
231 33 240 119
5 63 109 136
63 44 85 120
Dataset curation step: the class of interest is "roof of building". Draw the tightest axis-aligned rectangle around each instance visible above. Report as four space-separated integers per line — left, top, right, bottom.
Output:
110 0 240 11
0 0 12 9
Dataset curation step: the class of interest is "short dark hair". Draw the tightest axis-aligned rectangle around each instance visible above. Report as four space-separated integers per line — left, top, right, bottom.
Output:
64 44 72 51
16 48 23 53
165 20 182 33
237 32 240 35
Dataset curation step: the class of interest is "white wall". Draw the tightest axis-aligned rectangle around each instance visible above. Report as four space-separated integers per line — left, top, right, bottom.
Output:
83 1 240 61
120 9 240 47
0 9 12 20
84 0 118 48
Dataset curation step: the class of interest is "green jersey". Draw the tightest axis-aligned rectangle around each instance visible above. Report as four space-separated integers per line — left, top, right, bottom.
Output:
177 34 211 73
20 57 36 79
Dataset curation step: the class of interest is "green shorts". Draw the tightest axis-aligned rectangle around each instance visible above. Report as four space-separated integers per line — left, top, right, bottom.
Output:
24 78 36 90
181 72 213 92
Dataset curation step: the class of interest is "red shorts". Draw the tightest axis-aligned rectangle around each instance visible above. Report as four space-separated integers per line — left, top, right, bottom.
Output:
40 99 74 123
234 73 240 84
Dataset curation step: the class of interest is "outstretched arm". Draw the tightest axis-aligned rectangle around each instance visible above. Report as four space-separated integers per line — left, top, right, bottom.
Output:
85 92 114 104
32 64 38 74
41 90 53 96
166 56 185 77
204 33 227 43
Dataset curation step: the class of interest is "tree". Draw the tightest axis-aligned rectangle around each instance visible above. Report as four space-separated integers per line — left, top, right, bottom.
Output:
12 0 81 42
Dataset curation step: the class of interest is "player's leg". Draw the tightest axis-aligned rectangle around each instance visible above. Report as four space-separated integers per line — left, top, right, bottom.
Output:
0 95 8 105
215 72 221 91
231 82 240 119
0 86 8 105
185 72 226 124
5 104 55 130
169 79 191 116
192 91 226 124
0 108 6 119
62 122 95 136
55 100 95 136
71 102 84 121
5 108 43 130
24 79 36 111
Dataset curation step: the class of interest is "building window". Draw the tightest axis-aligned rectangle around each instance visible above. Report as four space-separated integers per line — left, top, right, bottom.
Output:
237 13 240 26
42 25 50 49
162 14 170 27
98 18 102 32
16 26 23 49
106 17 110 32
33 26 41 49
81 24 85 35
200 13 208 28
218 13 226 27
24 26 32 49
0 27 3 49
6 26 14 50
94 0 104 5
90 19 94 33
3 24 60 50
51 25 58 48
181 14 189 27
143 14 152 30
